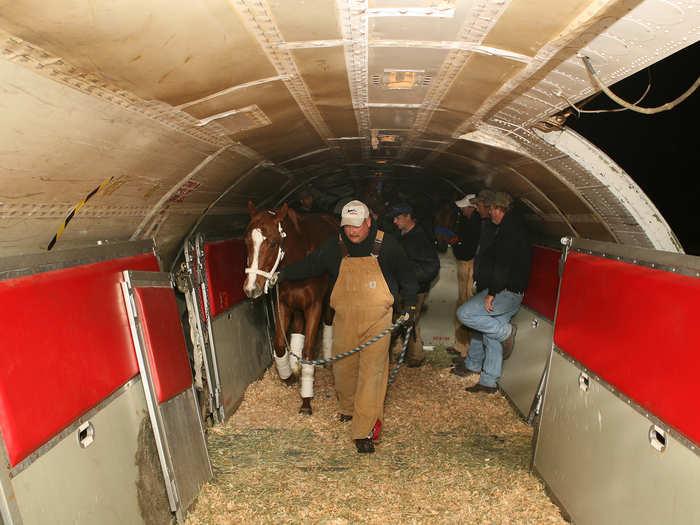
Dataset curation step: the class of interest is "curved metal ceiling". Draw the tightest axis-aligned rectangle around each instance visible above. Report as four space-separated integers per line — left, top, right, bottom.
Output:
0 0 695 263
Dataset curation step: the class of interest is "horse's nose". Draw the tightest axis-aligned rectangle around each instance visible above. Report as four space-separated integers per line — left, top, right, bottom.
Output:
244 283 262 299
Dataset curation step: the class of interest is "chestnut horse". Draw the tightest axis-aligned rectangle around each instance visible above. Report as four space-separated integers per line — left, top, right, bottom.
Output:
243 201 338 414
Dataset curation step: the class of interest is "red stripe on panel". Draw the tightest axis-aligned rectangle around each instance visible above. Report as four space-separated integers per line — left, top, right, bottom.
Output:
0 254 159 466
204 238 247 317
133 287 192 404
522 246 560 320
554 252 700 445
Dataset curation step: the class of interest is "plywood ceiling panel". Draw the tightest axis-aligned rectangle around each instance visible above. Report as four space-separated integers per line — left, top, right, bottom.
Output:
237 120 325 163
370 107 419 130
440 54 526 116
293 47 353 107
482 0 591 56
269 0 342 41
0 0 276 105
369 0 468 41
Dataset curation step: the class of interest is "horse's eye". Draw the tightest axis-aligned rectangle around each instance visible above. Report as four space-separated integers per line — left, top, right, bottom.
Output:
269 241 276 248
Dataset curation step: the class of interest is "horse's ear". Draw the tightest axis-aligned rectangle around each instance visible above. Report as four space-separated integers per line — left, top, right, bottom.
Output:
248 200 257 217
276 203 289 222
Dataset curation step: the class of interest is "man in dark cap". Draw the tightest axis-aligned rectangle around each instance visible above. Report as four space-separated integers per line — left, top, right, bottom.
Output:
456 191 531 393
390 203 440 367
296 188 318 214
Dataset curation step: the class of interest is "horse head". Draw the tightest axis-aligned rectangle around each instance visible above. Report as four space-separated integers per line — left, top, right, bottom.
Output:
243 201 291 299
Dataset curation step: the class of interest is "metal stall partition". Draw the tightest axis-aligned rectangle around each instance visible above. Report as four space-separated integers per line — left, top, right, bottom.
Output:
194 234 272 421
121 271 213 524
0 241 171 525
533 239 700 525
183 235 221 424
499 244 561 420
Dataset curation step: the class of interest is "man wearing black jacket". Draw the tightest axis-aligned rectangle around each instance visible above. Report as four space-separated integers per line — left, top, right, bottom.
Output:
390 203 440 367
456 192 531 394
279 200 418 453
449 194 482 358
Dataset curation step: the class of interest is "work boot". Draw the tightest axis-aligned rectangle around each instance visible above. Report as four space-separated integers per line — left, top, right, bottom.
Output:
451 366 479 378
339 414 353 423
355 438 375 454
465 383 498 394
501 324 517 360
406 358 425 368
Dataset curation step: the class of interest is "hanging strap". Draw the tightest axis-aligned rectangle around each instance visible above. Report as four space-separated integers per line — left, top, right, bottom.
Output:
371 230 384 257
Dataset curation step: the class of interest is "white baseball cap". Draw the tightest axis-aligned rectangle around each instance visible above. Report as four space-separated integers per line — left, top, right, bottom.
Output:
454 194 477 208
340 200 370 227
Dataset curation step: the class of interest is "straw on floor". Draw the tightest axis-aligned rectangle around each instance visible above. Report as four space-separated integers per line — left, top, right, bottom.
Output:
185 348 566 524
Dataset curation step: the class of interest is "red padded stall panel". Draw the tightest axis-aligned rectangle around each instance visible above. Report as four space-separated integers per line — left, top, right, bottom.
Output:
522 246 561 320
133 287 193 403
554 252 700 445
0 253 159 466
204 238 247 317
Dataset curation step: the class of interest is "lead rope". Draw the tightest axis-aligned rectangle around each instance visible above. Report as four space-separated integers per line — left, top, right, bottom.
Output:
273 283 412 385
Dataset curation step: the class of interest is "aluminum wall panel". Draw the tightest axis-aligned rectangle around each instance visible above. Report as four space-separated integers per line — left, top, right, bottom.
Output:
11 380 171 525
534 351 700 525
210 298 272 419
499 308 553 419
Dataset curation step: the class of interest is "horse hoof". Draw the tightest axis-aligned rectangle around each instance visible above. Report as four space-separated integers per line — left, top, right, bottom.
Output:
283 375 297 386
299 407 312 415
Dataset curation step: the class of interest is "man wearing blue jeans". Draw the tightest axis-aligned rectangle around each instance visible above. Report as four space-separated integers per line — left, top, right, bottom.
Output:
456 191 531 393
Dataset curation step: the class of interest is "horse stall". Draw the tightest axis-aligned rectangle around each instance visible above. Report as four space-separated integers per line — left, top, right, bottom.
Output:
183 233 272 423
0 241 211 525
533 238 700 524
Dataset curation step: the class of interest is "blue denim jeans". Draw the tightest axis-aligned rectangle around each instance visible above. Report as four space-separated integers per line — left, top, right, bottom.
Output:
456 289 523 387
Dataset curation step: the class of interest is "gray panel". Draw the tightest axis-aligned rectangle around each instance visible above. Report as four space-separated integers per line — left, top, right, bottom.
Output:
534 351 700 525
420 251 457 348
211 298 272 420
159 389 212 517
122 271 213 524
499 307 553 419
11 380 171 525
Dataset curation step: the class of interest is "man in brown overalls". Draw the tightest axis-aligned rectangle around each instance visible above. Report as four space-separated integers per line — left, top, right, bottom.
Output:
280 200 418 453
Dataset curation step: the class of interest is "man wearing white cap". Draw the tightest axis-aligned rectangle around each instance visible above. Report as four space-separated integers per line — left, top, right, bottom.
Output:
447 194 482 359
279 200 418 454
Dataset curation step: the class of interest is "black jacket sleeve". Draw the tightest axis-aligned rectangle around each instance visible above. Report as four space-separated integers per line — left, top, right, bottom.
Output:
280 236 339 281
380 234 419 308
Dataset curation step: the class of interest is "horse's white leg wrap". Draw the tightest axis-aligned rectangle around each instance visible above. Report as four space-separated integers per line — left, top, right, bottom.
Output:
289 333 305 374
274 350 292 380
300 363 314 398
322 324 333 360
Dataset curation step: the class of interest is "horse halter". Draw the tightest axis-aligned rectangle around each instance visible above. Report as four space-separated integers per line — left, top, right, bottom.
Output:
244 221 287 294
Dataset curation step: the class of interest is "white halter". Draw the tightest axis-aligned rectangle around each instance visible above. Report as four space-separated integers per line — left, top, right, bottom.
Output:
244 221 286 294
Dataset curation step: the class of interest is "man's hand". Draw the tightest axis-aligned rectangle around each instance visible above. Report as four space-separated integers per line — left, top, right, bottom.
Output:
484 294 495 312
400 305 417 328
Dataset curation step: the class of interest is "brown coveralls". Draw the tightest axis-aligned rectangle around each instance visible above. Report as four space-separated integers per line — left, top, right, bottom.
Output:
330 231 394 440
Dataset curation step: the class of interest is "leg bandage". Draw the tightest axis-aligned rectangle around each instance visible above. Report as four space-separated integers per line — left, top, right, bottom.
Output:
289 333 305 374
300 363 315 398
322 324 333 360
274 350 292 380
